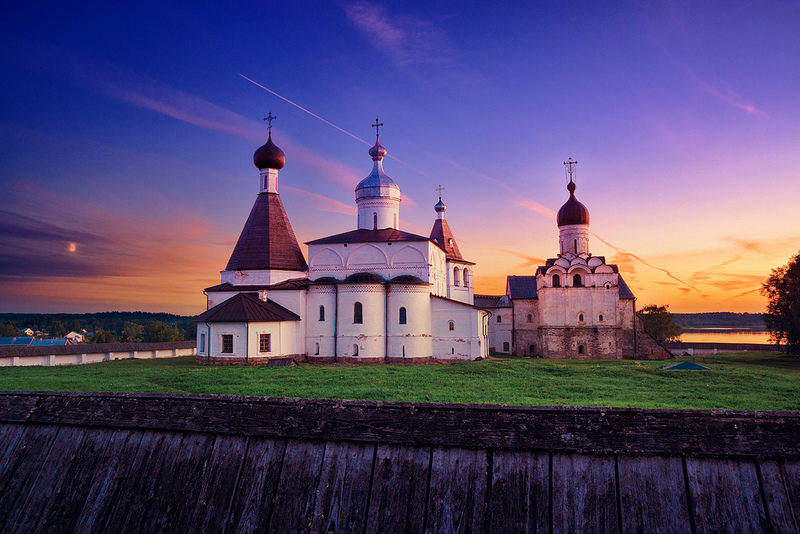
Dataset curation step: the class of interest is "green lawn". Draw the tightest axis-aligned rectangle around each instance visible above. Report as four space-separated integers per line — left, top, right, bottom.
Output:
1 352 797 411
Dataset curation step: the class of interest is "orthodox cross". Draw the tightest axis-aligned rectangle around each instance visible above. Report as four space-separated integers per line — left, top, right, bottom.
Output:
436 184 445 200
563 157 578 182
372 117 383 137
264 112 277 134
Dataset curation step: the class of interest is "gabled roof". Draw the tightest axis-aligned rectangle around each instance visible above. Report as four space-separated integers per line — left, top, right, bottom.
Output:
473 294 503 309
194 293 301 323
0 337 34 346
618 276 635 299
507 276 538 299
306 228 444 252
32 339 70 346
226 193 307 272
204 278 309 293
429 218 463 260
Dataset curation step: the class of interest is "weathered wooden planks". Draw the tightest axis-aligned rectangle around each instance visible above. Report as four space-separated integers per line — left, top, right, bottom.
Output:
366 444 431 533
686 458 770 533
425 447 488 533
617 455 692 533
488 449 549 534
758 460 800 533
268 439 326 532
551 453 619 534
7 391 798 458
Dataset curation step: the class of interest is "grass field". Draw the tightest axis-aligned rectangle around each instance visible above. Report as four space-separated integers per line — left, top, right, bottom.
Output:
1 352 797 411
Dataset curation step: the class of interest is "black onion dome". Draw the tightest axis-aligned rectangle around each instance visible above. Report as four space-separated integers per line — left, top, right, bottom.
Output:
556 181 590 226
253 134 286 170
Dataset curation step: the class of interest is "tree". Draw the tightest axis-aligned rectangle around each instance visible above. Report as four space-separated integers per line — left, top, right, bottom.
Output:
89 329 117 344
1 322 18 337
639 304 682 343
142 321 182 342
51 320 67 338
761 251 800 355
121 322 144 343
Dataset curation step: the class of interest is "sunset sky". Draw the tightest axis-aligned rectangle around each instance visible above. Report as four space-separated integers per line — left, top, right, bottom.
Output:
2 1 799 316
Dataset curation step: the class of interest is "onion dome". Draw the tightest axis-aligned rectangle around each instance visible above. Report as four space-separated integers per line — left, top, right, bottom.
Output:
556 180 590 226
253 133 285 170
434 197 446 214
355 138 399 199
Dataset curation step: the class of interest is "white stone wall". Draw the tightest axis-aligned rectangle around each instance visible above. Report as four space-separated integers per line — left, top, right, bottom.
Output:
207 322 248 359
337 283 386 359
246 321 303 358
387 285 432 360
306 285 337 358
431 298 488 360
219 269 307 288
356 196 401 230
491 307 514 353
558 224 590 256
447 263 474 304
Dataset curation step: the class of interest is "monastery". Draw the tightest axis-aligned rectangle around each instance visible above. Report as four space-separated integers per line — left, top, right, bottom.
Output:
195 121 668 363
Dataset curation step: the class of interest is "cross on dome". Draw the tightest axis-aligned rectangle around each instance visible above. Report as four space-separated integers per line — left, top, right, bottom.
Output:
263 112 277 134
563 157 578 183
436 184 445 201
372 117 383 138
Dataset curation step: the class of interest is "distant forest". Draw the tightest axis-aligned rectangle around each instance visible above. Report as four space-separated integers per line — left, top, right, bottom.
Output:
671 312 765 331
0 312 196 342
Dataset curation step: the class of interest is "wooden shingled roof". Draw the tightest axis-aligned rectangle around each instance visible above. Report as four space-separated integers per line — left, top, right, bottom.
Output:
225 193 307 272
1 391 798 533
429 217 464 261
194 293 301 323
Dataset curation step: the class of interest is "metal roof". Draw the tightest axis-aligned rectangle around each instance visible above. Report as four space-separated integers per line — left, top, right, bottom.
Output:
194 293 301 323
507 276 539 299
204 278 309 293
306 228 444 253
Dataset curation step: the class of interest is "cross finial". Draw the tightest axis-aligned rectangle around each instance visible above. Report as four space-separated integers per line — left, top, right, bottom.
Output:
263 112 277 134
563 157 578 182
436 184 445 200
372 117 383 138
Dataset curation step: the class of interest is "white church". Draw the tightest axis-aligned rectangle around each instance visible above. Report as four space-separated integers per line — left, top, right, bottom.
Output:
195 120 490 364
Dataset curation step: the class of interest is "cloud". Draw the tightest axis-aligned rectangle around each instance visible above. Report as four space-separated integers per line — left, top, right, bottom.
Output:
690 255 742 282
283 185 357 216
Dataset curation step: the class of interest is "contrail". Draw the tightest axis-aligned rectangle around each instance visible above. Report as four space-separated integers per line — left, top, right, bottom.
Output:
238 73 370 145
238 74 428 175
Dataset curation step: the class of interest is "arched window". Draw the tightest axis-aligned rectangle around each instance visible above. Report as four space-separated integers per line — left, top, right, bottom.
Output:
579 314 584 322
319 305 325 321
463 269 470 287
578 345 585 354
315 342 320 355
399 307 407 324
529 344 535 354
503 342 510 352
574 239 578 253
552 274 561 287
448 321 455 331
497 315 502 323
605 283 611 290
573 274 583 287
353 344 359 356
527 313 533 322
599 314 604 322
354 302 363 324
453 267 461 287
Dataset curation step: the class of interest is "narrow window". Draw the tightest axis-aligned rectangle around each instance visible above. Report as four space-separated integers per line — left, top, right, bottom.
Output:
451 347 455 354
264 176 268 189
578 345 585 354
573 274 582 287
448 321 454 331
354 302 363 324
552 274 561 287
527 313 533 322
529 344 535 354
579 314 584 322
574 239 577 253
399 307 407 324
402 346 405 358
373 212 377 230
454 267 461 287
199 333 205 353
463 269 470 287
221 334 233 354
605 283 611 290
259 333 271 353
503 342 510 352
497 315 502 323
319 305 325 321
353 344 359 356
315 342 320 355
599 314 604 322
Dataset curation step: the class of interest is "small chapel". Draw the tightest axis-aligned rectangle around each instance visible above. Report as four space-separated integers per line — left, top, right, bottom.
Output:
195 118 490 364
477 159 670 359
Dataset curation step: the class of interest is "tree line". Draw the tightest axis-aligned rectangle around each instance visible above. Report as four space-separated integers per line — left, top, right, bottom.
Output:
0 312 196 343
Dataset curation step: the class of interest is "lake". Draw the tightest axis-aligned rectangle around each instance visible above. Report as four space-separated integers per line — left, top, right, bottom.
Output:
678 329 775 345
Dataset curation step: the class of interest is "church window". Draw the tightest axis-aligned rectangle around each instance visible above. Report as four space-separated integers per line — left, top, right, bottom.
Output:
199 333 205 353
451 347 455 354
503 342 510 352
579 314 584 322
448 238 453 248
373 213 377 230
573 274 583 287
552 274 561 287
605 283 611 289
319 305 325 321
315 342 320 355
264 176 268 189
463 269 470 287
402 346 406 357
353 344 359 356
527 314 533 322
599 314 604 322
354 302 363 324
448 321 454 331
221 334 233 354
259 333 271 353
399 307 407 324
497 315 502 323
578 345 585 354
529 344 535 354
454 267 461 287
574 239 578 253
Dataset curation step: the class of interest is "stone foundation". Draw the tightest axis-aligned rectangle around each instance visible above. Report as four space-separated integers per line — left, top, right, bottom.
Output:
196 355 303 366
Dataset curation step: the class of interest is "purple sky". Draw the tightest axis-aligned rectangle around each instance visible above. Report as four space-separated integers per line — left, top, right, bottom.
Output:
1 1 799 315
